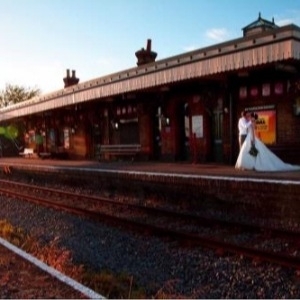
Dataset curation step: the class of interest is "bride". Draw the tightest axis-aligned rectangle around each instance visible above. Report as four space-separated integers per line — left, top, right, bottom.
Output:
235 113 300 172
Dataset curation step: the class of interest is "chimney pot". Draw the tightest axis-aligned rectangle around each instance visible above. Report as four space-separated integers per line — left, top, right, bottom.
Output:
135 39 157 66
64 69 79 88
146 39 151 51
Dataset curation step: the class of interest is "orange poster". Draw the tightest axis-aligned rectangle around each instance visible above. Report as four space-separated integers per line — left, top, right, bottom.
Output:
254 110 276 144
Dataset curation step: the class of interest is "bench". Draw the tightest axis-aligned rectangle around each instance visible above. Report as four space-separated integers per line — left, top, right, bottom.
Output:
19 148 34 158
99 144 141 161
39 152 52 159
49 146 68 159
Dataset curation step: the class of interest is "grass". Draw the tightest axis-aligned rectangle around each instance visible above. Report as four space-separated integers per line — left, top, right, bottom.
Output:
0 219 147 299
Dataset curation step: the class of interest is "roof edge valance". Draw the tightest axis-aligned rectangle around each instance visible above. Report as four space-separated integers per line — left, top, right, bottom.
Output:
1 25 300 121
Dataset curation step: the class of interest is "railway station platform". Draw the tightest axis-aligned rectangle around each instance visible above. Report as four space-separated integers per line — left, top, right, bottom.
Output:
0 156 299 225
0 157 299 181
0 157 300 179
0 157 299 197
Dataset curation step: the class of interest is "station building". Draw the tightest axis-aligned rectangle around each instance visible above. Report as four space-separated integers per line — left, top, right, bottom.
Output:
1 14 300 164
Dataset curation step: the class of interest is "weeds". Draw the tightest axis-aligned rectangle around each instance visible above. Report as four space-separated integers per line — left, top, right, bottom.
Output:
0 219 147 299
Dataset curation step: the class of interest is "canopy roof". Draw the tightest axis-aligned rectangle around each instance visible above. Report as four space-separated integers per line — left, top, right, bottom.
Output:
1 22 300 122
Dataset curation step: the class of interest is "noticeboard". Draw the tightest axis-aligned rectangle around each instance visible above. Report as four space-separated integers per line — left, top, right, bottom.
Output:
192 115 203 138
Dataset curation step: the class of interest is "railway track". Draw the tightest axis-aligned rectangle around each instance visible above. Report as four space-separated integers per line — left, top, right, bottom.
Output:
1 179 300 270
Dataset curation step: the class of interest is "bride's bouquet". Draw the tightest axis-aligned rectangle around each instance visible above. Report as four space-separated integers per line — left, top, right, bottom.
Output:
249 142 259 157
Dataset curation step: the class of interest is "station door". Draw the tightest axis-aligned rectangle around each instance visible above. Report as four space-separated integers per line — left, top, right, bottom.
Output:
212 110 223 162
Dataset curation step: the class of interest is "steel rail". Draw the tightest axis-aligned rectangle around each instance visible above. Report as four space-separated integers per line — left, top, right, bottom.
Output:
1 182 300 270
1 179 299 240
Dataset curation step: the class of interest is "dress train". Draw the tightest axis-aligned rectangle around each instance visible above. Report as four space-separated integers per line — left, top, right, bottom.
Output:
235 132 300 172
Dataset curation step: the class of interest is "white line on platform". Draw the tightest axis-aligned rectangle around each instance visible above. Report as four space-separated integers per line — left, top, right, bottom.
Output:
76 167 300 186
4 162 300 185
0 237 105 299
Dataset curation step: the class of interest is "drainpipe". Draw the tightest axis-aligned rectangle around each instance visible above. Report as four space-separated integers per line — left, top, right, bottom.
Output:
229 93 233 164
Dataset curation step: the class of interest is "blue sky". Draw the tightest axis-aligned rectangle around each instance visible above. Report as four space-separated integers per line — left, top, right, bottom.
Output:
0 0 300 95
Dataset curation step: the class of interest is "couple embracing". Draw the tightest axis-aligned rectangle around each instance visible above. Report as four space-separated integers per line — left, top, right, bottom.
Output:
235 111 300 172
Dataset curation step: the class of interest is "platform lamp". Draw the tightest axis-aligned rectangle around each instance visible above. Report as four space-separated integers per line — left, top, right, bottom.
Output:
165 117 170 126
111 120 119 130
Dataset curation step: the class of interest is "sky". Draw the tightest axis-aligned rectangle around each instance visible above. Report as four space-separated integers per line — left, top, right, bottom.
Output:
0 0 300 95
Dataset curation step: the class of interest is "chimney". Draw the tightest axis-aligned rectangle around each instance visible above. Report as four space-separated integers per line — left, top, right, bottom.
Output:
63 69 79 88
146 39 151 51
135 39 157 66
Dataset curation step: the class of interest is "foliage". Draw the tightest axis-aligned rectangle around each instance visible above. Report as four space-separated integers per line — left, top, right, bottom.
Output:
0 219 147 299
154 279 193 299
82 270 146 299
0 84 41 108
0 219 30 246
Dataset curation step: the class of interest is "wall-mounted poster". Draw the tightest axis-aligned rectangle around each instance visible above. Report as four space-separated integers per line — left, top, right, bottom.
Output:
250 86 259 97
64 129 70 149
239 86 247 99
192 115 203 138
274 82 283 95
254 110 276 145
262 83 271 96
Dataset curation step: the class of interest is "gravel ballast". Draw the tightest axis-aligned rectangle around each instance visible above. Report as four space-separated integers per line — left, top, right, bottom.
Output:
0 194 300 298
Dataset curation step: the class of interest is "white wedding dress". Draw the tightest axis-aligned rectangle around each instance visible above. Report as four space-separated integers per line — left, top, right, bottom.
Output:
235 125 300 172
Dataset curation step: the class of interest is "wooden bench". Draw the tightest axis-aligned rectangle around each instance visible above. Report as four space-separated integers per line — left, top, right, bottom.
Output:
39 152 52 159
99 144 141 161
49 146 68 159
19 148 34 158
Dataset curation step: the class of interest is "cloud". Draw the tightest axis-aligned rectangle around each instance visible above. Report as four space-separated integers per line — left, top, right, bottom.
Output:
181 29 230 54
183 45 197 52
275 10 300 26
276 18 293 26
205 28 229 42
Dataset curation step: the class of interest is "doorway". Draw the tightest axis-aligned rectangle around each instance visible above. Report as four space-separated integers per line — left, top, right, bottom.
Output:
177 102 190 161
212 109 223 162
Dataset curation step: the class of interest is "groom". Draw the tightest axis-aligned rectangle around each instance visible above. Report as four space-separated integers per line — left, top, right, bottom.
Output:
238 111 251 150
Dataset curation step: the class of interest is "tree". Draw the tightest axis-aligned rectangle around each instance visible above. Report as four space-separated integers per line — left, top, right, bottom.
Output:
0 84 41 107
